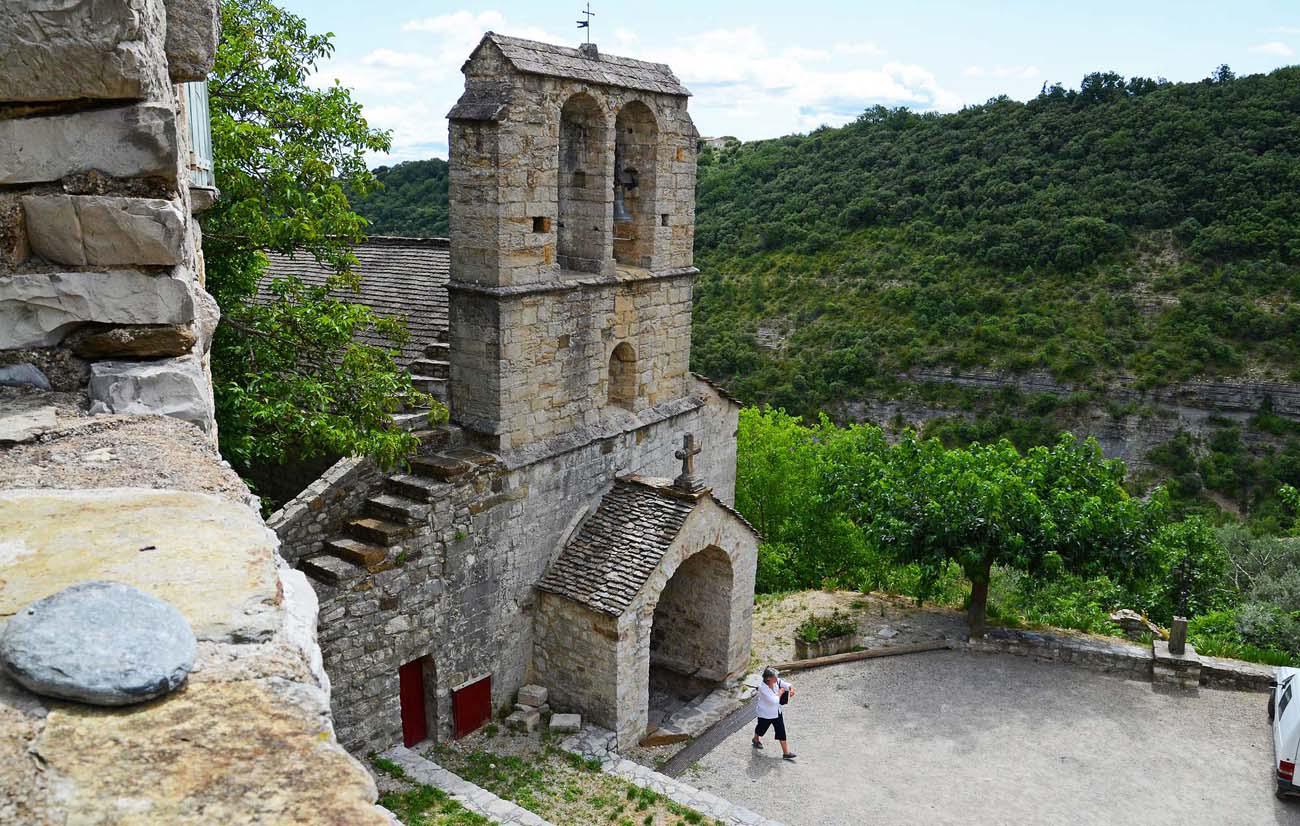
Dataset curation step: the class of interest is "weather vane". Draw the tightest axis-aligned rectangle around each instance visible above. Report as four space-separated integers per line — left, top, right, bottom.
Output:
577 2 595 44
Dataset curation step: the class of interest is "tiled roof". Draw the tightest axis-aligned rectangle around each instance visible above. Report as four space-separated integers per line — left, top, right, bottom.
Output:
258 237 449 368
482 33 690 97
537 479 696 615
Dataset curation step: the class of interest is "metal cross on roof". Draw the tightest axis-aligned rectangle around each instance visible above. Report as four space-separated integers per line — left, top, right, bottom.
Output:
673 433 705 493
576 2 595 44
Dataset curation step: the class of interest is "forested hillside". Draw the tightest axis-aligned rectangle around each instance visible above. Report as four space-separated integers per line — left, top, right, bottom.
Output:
691 66 1300 410
351 158 450 237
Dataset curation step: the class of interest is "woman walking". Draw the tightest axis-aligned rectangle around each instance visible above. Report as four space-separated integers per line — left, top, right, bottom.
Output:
752 666 797 759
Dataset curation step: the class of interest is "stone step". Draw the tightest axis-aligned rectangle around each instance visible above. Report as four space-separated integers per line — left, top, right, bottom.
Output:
300 553 362 586
424 341 450 359
387 473 448 502
409 454 473 481
413 428 452 450
366 493 430 524
410 375 447 395
409 358 450 379
393 410 431 431
442 446 498 467
323 536 388 568
346 516 408 547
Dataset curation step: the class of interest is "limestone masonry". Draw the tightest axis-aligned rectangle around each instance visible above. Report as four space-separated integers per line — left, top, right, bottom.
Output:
0 3 388 823
272 32 760 754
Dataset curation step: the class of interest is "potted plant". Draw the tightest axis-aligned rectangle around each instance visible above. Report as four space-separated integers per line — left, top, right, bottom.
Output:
794 610 858 659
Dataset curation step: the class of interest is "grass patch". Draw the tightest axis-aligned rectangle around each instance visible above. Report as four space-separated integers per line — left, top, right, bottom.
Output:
795 609 856 642
378 784 489 825
432 741 712 825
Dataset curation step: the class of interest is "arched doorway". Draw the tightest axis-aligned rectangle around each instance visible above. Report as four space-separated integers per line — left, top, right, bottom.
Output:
612 101 659 268
607 342 637 410
646 545 734 733
558 92 611 273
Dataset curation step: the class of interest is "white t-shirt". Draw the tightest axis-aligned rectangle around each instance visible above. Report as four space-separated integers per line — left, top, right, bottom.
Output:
755 678 791 719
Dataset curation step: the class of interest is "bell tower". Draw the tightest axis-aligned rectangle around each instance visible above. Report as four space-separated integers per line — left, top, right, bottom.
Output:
446 33 699 452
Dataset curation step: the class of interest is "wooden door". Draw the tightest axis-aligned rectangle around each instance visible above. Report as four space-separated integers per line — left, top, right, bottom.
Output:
452 675 492 739
399 658 428 747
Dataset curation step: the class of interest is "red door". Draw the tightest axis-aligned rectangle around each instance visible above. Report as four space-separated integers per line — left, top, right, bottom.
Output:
399 659 428 747
453 675 492 738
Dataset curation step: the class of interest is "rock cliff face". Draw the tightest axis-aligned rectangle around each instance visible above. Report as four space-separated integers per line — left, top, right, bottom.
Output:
837 368 1300 472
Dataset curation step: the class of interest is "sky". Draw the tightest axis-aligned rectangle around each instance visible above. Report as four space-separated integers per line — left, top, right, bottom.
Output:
276 1 1300 165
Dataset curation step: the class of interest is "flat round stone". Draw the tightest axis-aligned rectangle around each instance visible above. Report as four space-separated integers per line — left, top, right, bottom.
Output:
0 580 196 706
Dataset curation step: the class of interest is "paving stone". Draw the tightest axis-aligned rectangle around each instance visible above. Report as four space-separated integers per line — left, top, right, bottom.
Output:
1 580 196 706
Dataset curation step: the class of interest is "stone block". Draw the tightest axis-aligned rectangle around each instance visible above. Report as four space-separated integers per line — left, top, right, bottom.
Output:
0 104 179 186
517 683 548 707
0 0 169 102
505 708 539 733
88 356 214 432
69 323 197 359
0 405 56 444
23 195 188 266
549 713 581 734
164 0 221 81
1152 639 1201 693
0 271 195 349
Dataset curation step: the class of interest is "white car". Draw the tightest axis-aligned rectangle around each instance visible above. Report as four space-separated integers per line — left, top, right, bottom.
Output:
1271 667 1300 798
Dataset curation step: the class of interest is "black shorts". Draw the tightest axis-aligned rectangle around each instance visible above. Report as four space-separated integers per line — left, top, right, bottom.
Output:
754 715 787 740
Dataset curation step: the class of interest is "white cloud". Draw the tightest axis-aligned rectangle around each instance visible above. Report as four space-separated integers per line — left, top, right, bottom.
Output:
963 65 1041 79
616 27 961 138
1250 41 1295 56
1267 26 1300 35
308 13 958 161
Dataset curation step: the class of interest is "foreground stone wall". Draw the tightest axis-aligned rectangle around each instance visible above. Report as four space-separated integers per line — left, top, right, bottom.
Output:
0 0 221 437
0 413 387 825
306 386 738 754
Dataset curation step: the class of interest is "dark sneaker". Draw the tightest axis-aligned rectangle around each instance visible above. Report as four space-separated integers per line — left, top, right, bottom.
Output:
782 753 798 760
752 739 763 749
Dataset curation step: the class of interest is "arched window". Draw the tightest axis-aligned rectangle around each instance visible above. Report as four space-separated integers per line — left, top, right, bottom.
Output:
612 101 659 268
558 93 611 273
607 342 637 409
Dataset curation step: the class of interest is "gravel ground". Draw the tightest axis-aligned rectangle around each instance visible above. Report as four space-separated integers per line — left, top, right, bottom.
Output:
686 649 1299 826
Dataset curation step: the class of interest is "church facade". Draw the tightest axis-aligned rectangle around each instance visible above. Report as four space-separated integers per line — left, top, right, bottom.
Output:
271 33 758 754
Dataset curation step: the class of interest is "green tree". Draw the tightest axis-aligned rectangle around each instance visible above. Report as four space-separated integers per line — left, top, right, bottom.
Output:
203 0 442 483
849 434 1160 636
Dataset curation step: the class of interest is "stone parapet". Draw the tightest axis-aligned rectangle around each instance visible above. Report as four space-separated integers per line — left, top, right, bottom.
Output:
1152 640 1202 692
0 484 388 824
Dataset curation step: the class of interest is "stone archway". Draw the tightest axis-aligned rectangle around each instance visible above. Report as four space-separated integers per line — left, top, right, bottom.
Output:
646 545 734 732
557 91 611 273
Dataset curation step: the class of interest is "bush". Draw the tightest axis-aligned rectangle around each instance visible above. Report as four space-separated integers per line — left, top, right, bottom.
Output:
795 610 856 642
1142 518 1229 623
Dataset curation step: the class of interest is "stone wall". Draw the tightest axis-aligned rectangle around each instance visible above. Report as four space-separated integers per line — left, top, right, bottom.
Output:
0 0 221 438
0 414 387 824
449 272 695 450
270 456 386 565
310 387 738 754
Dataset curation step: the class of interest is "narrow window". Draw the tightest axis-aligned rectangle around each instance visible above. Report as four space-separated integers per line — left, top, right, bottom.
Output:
607 342 637 410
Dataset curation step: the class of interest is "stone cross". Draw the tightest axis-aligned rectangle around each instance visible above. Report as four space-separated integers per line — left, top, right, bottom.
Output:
673 433 704 493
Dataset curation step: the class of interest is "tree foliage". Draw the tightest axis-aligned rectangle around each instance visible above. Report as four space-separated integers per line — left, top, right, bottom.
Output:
204 0 440 484
349 159 450 237
738 408 1189 635
691 66 1300 411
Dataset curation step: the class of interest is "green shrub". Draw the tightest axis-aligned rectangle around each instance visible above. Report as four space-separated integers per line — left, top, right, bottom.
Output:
795 610 856 642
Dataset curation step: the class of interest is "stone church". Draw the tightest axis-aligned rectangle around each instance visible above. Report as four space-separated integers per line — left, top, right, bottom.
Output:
271 33 759 753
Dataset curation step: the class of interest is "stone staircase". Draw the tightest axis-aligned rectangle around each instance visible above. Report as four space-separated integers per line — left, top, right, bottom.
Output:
299 425 498 586
409 339 450 404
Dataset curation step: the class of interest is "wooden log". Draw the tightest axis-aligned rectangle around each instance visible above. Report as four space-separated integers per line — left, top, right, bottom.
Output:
770 639 951 673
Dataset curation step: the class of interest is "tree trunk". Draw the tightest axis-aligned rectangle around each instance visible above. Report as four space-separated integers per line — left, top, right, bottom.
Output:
967 562 993 638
